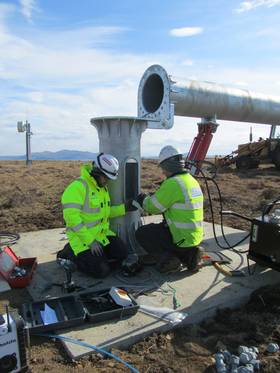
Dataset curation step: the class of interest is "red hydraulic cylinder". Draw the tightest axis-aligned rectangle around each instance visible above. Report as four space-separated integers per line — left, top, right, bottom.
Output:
187 120 218 162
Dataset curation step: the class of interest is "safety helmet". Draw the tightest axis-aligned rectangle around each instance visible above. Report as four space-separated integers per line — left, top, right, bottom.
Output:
158 145 182 164
92 153 119 180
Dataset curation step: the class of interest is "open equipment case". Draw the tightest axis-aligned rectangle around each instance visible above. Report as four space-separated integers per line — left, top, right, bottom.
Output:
20 287 139 334
0 246 37 288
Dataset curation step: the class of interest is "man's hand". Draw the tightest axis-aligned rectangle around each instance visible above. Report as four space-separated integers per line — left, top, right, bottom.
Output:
136 193 147 207
124 198 138 212
90 241 103 256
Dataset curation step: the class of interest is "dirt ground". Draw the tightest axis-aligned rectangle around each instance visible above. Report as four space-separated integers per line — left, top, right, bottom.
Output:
0 160 280 372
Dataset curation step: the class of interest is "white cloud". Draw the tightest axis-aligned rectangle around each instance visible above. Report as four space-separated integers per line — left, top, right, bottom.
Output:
39 26 128 49
0 3 15 33
19 0 38 22
181 59 194 66
0 4 279 158
169 27 203 37
3 60 280 156
236 0 280 13
0 30 146 86
209 121 271 155
234 81 249 87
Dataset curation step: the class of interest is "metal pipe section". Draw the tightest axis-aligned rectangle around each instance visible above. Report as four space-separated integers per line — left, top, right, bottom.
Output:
90 116 147 252
138 64 280 129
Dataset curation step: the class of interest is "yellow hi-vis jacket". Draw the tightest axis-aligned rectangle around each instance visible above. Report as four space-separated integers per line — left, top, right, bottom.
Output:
61 164 125 256
143 172 203 248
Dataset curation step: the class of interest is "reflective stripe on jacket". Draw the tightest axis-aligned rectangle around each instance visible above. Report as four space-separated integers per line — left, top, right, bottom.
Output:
62 164 125 255
143 172 203 247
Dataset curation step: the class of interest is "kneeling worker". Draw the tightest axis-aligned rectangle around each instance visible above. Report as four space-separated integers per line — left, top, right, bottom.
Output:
58 153 132 278
135 146 204 274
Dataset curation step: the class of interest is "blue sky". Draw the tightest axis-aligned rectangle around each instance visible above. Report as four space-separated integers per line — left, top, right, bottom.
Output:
1 0 280 156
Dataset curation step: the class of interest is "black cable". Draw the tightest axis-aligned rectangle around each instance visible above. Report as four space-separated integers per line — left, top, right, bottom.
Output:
187 160 250 253
210 177 250 253
261 197 280 221
0 231 20 245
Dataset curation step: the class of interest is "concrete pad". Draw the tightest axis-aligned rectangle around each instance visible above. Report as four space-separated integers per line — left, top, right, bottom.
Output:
11 217 280 359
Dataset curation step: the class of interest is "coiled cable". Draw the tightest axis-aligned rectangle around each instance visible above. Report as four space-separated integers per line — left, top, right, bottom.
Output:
0 231 20 245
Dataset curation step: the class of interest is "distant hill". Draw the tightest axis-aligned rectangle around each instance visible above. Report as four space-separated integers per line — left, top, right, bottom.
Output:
0 150 97 160
0 150 221 161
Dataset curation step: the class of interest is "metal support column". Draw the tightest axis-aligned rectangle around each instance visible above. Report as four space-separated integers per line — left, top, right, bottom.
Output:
91 116 147 253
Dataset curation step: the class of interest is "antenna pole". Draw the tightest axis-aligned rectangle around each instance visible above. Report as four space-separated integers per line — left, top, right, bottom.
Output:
25 121 32 166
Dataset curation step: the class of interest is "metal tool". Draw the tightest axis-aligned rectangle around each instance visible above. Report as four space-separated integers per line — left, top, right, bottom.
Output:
56 258 78 292
43 258 103 293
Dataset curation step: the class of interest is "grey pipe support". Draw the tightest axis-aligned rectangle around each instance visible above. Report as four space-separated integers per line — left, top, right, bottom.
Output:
90 116 147 253
138 64 280 129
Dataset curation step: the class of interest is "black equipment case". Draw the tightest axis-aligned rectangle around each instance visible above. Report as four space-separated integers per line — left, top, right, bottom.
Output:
20 288 139 334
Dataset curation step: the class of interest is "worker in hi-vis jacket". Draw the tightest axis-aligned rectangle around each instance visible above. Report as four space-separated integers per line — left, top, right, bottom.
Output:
135 146 204 274
57 153 135 278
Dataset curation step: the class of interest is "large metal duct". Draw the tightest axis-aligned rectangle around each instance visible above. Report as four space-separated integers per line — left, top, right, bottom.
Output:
138 64 280 129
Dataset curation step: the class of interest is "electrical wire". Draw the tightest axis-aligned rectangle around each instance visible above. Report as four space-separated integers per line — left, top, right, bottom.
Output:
158 283 181 309
0 231 20 245
188 160 250 254
36 333 140 373
210 176 250 253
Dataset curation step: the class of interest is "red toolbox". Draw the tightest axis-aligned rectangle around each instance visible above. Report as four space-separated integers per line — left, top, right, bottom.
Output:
0 246 37 288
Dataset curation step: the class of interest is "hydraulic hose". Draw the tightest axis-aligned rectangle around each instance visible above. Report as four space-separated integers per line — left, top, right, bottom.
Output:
213 262 245 277
191 161 250 254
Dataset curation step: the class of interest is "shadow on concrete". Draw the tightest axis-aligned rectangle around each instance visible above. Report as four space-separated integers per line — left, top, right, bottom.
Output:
29 259 167 300
203 231 250 271
30 228 251 302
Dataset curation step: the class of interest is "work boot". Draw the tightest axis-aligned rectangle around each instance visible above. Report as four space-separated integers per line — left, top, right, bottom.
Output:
156 256 182 274
186 246 204 272
57 243 76 262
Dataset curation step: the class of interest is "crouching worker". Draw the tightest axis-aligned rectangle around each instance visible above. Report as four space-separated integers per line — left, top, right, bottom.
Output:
57 153 129 278
135 146 204 274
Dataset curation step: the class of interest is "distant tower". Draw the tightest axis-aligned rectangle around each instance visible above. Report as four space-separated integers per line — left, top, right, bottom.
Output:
17 120 32 166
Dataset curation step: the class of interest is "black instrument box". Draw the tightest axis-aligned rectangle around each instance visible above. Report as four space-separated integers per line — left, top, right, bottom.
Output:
248 218 280 270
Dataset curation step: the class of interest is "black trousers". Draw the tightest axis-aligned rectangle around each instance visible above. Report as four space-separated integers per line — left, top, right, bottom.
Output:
135 222 199 270
57 236 128 278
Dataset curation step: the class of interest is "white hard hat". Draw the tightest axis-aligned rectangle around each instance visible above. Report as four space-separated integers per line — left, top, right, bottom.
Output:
158 145 182 164
92 153 119 180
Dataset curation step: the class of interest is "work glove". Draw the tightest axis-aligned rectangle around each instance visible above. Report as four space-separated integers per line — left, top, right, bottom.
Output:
89 241 103 256
124 198 138 212
136 193 147 207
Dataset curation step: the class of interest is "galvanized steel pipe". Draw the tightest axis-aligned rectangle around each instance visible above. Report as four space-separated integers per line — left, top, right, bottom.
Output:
138 64 280 129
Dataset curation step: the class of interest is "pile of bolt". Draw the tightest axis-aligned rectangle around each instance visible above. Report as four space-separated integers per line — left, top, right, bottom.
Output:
215 346 260 373
10 266 26 278
215 343 279 372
